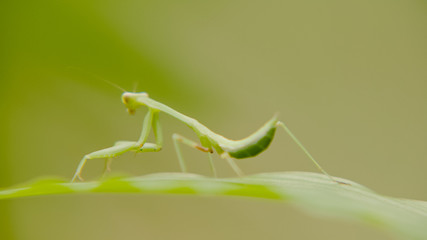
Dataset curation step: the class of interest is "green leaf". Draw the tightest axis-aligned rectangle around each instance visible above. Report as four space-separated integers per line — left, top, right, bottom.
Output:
1 172 426 240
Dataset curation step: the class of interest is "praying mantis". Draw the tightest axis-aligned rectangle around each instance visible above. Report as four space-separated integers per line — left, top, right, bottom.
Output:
72 91 339 183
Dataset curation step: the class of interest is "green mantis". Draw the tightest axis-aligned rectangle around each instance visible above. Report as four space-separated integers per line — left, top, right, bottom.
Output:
72 91 338 183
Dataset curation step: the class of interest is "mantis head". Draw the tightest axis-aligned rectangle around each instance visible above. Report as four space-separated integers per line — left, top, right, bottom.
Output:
122 92 149 115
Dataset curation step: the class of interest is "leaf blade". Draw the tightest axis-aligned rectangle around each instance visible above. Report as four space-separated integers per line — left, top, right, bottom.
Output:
1 172 426 240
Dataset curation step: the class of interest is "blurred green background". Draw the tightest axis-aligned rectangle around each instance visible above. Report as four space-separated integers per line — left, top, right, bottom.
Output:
1 0 426 239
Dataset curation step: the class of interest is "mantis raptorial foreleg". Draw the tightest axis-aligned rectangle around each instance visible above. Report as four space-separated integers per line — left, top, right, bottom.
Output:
136 108 155 146
172 133 217 177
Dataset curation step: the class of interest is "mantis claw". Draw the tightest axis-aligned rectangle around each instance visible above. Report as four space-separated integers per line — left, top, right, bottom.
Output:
77 174 84 182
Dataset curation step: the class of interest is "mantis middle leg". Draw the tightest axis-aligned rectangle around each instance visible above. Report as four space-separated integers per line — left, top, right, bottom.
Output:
172 134 216 177
101 142 161 177
72 109 158 182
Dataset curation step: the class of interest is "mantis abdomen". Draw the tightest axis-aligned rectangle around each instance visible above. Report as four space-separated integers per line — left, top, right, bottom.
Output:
229 127 276 159
220 116 278 159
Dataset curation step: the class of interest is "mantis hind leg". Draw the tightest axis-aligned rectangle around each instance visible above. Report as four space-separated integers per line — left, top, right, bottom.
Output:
220 152 244 177
172 133 216 177
276 121 345 184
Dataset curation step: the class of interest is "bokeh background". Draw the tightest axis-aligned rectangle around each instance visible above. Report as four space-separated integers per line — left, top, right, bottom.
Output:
1 0 426 239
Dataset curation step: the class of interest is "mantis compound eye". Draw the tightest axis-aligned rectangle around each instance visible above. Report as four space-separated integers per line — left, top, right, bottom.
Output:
122 92 131 104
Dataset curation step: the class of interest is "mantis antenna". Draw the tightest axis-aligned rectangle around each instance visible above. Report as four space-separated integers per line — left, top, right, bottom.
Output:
66 66 127 93
132 81 139 93
102 79 126 93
